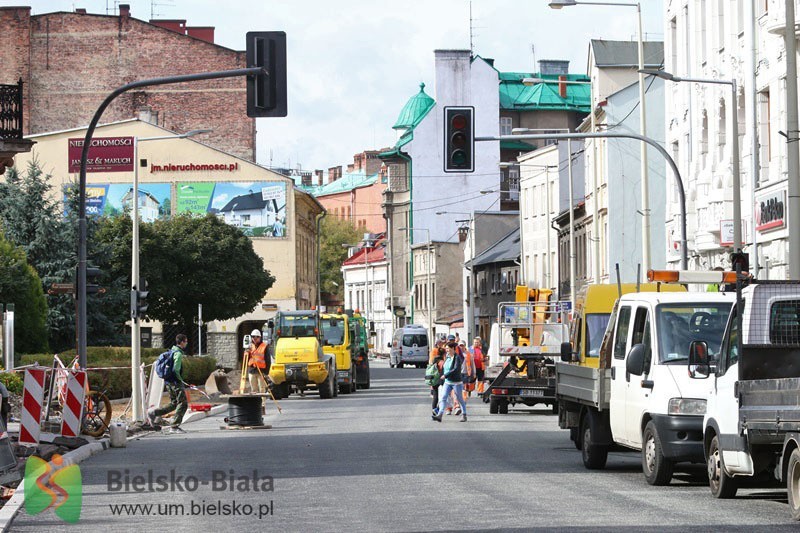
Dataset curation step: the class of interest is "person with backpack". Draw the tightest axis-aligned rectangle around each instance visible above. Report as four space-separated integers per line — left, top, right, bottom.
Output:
147 333 189 434
425 346 445 409
432 341 468 423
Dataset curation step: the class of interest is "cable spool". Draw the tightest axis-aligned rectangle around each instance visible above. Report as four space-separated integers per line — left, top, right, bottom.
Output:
226 396 263 426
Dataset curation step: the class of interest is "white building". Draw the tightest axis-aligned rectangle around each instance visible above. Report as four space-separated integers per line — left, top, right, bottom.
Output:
664 1 795 278
342 244 391 354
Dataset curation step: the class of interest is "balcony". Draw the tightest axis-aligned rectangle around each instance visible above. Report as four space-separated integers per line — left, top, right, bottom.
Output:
0 79 33 171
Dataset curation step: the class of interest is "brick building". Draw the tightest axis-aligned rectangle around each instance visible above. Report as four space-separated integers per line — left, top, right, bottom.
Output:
0 4 255 160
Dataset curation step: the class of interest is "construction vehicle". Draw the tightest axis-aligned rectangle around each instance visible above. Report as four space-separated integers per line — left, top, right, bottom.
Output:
484 286 569 414
556 271 733 485
268 310 338 399
320 312 357 394
349 310 371 389
569 283 687 368
686 273 800 519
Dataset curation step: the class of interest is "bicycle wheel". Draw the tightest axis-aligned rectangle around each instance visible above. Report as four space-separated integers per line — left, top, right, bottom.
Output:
81 390 112 437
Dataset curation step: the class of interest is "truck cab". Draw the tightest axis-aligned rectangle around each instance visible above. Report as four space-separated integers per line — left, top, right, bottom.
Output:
268 311 337 399
320 313 356 395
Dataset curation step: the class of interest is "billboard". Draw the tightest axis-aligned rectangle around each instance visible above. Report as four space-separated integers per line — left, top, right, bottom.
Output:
176 181 288 237
70 183 171 221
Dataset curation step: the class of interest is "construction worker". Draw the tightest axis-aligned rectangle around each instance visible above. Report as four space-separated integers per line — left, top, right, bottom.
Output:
245 329 269 394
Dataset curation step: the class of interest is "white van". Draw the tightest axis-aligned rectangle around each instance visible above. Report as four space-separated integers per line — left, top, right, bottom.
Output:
388 325 429 368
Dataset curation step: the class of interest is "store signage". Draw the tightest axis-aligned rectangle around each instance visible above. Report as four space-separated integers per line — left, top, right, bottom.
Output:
719 220 745 247
149 162 239 173
68 137 134 173
755 190 786 232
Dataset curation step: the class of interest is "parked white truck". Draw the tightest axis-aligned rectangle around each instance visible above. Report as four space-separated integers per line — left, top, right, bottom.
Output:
557 287 733 485
687 279 800 520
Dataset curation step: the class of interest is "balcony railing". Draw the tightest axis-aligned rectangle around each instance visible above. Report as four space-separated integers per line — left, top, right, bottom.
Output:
0 79 23 140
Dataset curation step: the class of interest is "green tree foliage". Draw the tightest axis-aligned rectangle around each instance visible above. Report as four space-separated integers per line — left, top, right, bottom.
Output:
0 233 48 355
96 213 275 327
320 216 361 298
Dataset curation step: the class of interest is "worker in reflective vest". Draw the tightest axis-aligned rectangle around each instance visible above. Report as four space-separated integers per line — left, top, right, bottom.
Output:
246 329 269 393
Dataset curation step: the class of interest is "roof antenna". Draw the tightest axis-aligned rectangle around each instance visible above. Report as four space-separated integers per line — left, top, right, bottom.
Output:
469 2 474 55
531 44 537 73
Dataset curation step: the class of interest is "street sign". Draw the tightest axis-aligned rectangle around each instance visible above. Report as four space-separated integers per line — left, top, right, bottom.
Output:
49 283 75 295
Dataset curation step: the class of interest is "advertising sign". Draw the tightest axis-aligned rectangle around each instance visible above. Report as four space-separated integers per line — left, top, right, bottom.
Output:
176 181 288 237
68 183 171 221
755 190 786 232
719 220 745 247
68 137 134 173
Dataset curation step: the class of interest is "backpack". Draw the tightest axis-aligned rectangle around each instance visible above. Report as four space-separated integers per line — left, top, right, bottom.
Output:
424 361 441 387
461 348 476 384
443 354 463 381
155 349 176 382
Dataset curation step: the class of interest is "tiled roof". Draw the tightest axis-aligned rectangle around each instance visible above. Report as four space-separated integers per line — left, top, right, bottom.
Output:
314 170 379 197
500 73 591 112
343 245 387 266
469 227 520 267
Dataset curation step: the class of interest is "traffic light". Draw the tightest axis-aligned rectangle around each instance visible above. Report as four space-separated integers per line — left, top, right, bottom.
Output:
86 266 102 295
130 279 149 320
246 31 287 118
730 251 749 274
444 106 474 172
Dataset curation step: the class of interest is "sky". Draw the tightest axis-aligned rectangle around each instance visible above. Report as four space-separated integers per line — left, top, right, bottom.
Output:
7 0 664 173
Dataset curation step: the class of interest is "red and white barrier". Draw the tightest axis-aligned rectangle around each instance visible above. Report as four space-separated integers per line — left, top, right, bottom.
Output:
60 370 87 438
20 368 46 446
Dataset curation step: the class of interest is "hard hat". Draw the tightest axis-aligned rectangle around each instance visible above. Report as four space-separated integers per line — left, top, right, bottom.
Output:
251 329 262 337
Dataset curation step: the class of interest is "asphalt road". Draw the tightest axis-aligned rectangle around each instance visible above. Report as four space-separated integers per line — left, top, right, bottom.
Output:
11 359 800 531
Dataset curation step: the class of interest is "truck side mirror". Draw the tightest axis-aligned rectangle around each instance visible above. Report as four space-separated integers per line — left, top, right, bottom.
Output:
560 342 572 363
688 340 711 379
267 320 274 329
626 344 647 376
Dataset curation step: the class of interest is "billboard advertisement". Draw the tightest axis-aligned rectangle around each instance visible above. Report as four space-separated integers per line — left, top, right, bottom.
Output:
70 183 171 221
176 181 287 237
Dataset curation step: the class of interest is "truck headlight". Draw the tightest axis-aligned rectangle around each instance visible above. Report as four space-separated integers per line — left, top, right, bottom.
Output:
668 398 706 415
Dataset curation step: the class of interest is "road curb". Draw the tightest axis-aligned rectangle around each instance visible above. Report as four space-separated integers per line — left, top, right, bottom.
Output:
0 403 226 530
0 437 110 532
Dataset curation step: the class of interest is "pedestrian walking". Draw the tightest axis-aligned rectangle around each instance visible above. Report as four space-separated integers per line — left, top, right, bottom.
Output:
245 329 269 393
425 346 445 409
432 342 468 423
472 337 487 395
148 333 189 434
460 340 476 404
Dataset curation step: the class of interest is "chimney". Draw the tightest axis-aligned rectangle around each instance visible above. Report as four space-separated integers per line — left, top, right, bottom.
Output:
314 170 324 186
119 4 130 17
150 19 187 34
186 26 215 44
558 75 568 99
75 8 87 14
538 59 570 76
435 50 472 106
346 163 355 173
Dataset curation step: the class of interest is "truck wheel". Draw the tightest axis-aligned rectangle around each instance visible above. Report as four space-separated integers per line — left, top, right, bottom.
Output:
708 435 738 498
787 448 800 520
570 427 582 450
397 362 404 368
581 415 608 470
489 397 499 414
498 400 509 415
339 382 351 395
642 421 674 486
319 366 334 399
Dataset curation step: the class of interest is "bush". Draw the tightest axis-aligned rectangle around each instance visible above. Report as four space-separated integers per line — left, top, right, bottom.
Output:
0 372 23 395
16 348 216 400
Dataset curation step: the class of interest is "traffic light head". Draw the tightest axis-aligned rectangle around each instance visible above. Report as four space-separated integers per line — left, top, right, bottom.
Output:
730 251 749 274
246 31 287 118
130 279 149 320
86 266 102 294
444 106 474 172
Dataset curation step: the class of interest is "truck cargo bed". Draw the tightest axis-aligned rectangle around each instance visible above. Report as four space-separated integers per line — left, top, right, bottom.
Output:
555 362 609 410
739 377 800 435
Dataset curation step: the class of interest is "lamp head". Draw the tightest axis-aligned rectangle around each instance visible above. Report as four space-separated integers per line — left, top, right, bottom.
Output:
549 0 577 8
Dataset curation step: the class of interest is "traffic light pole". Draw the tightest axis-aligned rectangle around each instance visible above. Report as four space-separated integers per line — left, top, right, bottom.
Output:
77 67 264 369
476 132 689 270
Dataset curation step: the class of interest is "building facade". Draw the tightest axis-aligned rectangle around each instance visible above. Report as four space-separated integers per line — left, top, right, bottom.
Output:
341 243 391 354
13 119 322 368
664 1 796 278
0 5 255 161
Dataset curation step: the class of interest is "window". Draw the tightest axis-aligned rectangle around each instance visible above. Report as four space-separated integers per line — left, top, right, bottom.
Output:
701 110 709 167
613 306 632 360
715 0 725 52
769 300 800 344
500 117 513 136
656 303 732 363
631 307 652 373
431 282 436 309
542 130 561 147
586 313 611 358
758 89 771 183
479 272 487 295
491 273 497 293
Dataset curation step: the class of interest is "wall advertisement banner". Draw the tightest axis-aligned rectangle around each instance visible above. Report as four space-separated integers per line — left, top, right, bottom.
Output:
68 183 171 221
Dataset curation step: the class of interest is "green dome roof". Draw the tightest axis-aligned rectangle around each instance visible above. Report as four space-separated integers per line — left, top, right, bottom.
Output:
392 83 435 130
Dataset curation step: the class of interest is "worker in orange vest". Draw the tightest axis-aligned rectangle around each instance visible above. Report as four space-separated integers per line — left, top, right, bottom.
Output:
245 329 269 393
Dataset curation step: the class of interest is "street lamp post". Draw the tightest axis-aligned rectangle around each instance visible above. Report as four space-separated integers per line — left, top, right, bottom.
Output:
550 0 651 275
131 129 209 422
398 227 432 342
640 68 742 253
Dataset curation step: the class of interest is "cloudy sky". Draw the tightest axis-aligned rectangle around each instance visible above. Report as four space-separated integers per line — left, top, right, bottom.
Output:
9 0 663 172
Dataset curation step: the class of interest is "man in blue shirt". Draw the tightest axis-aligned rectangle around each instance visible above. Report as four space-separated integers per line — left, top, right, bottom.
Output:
432 341 468 423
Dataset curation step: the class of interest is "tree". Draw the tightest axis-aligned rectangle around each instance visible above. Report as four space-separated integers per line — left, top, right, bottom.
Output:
319 217 361 299
96 213 275 327
0 233 48 355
